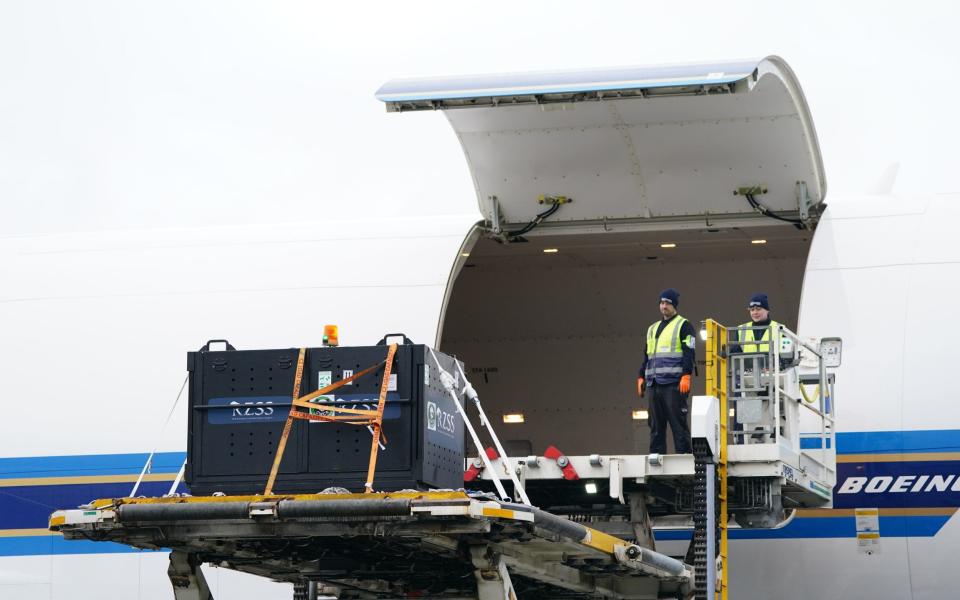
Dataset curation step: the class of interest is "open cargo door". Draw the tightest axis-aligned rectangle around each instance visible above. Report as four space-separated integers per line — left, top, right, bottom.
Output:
377 57 825 231
377 57 827 457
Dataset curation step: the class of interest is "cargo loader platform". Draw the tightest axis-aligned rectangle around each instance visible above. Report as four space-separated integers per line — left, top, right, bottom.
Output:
50 491 692 600
49 319 838 599
474 448 834 522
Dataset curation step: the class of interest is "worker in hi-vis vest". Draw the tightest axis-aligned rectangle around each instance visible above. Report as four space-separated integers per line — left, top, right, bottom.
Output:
731 292 779 442
637 288 696 454
736 293 778 353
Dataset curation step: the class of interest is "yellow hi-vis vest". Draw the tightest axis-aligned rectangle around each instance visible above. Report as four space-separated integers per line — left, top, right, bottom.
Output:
737 320 780 353
645 316 688 383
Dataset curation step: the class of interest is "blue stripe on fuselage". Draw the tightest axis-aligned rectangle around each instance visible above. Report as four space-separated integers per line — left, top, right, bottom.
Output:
0 535 160 557
0 481 184 530
838 430 960 454
653 514 951 541
0 452 186 479
801 430 960 453
4 430 960 555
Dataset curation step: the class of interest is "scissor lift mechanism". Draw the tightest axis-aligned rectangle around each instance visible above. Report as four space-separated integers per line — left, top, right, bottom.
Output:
50 320 836 599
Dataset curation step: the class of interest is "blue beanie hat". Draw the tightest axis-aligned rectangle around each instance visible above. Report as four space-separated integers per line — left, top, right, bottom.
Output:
748 293 770 310
659 288 680 308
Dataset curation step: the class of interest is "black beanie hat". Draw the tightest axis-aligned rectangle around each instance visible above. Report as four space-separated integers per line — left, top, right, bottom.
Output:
659 288 680 308
748 293 770 310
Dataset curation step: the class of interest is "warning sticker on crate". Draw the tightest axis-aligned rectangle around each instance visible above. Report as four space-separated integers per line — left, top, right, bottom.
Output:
311 371 334 416
854 508 880 555
318 370 332 389
388 373 397 391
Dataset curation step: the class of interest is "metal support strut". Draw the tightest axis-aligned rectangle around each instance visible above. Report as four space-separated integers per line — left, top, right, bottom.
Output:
168 552 213 600
471 546 517 600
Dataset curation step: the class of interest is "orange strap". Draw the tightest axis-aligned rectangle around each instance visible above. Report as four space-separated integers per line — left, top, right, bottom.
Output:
290 399 378 416
263 345 398 496
297 361 384 404
263 347 307 496
288 410 389 443
365 343 397 493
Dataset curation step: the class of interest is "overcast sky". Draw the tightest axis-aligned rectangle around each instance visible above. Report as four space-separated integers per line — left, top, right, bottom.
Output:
1 1 957 235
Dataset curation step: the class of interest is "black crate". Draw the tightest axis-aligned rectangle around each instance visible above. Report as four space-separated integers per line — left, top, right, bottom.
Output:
185 338 465 495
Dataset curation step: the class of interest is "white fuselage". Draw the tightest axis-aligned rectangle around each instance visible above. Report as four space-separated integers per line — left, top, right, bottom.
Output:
2 193 959 599
3 50 960 599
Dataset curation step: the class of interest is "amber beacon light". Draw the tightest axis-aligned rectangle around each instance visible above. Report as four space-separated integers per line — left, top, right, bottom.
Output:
323 324 340 347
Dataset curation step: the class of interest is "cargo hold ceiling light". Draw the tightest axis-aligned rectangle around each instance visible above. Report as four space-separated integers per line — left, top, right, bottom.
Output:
543 248 559 254
660 243 677 248
751 239 767 245
461 252 471 257
584 482 598 494
503 413 525 424
631 410 649 420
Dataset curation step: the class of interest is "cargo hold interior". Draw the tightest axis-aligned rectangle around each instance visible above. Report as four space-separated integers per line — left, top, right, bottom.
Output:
439 222 813 456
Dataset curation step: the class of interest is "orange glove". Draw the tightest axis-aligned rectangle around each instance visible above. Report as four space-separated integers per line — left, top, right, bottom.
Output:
637 377 645 396
679 374 691 394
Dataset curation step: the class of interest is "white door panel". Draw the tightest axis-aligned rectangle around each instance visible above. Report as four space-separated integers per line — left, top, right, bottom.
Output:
379 57 824 225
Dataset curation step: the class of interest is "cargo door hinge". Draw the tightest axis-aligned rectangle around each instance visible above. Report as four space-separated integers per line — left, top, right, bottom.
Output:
796 180 811 223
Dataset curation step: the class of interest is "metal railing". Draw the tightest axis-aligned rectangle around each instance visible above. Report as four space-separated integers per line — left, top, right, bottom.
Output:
704 318 839 600
725 322 836 485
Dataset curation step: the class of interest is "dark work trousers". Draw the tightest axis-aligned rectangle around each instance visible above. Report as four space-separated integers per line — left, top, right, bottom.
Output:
647 382 692 454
